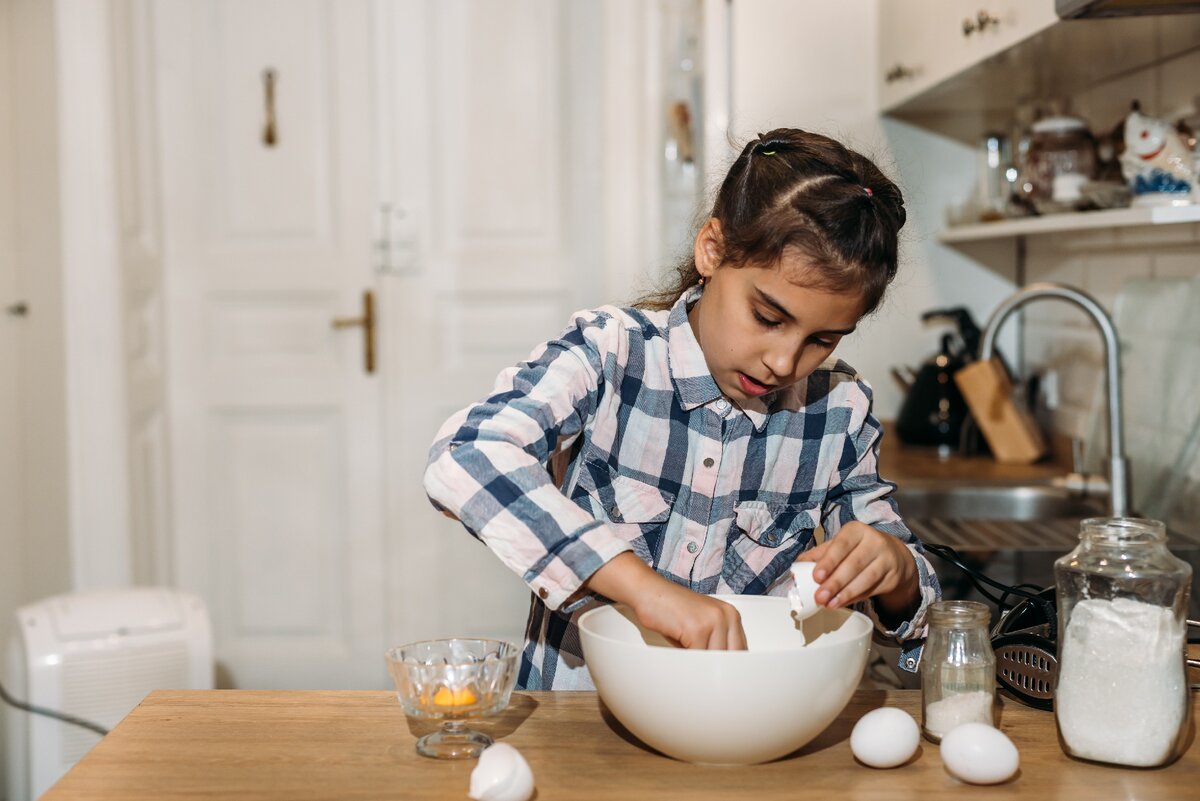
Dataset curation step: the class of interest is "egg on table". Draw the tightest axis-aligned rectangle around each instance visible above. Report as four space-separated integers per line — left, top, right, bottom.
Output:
849 707 921 768
939 722 1020 784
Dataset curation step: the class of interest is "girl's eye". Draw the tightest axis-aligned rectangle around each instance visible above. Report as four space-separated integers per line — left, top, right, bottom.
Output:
753 310 781 328
810 336 836 348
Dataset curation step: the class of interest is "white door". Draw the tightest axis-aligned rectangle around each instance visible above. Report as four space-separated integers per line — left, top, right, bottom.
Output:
155 0 605 687
155 0 385 689
375 0 603 648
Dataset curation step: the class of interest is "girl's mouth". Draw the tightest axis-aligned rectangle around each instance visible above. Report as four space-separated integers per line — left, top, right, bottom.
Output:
737 372 772 397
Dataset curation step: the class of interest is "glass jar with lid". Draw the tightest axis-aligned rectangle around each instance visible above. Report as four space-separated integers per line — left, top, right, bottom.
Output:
1020 115 1098 205
920 600 996 742
1053 517 1193 767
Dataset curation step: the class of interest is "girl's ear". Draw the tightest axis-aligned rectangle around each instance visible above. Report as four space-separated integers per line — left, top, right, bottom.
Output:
694 218 724 279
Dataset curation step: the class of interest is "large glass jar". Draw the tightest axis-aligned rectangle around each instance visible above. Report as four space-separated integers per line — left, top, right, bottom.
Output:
921 600 996 742
1020 115 1098 204
1053 517 1193 767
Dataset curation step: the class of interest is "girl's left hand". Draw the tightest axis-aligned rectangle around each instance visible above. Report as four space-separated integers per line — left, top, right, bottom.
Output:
796 521 919 621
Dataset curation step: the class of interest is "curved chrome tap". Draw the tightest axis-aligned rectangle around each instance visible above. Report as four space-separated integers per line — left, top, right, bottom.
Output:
979 282 1131 517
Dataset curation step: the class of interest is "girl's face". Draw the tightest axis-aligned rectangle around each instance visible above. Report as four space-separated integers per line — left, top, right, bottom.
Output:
688 220 865 406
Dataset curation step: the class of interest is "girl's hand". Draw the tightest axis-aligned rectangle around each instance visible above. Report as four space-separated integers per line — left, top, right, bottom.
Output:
797 522 919 622
631 579 748 650
583 552 748 650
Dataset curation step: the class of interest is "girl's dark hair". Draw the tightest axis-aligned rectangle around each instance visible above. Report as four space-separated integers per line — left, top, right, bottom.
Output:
636 128 906 315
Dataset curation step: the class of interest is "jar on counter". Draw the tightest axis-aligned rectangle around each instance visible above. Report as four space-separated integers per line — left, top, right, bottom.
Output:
921 600 996 742
1053 517 1193 768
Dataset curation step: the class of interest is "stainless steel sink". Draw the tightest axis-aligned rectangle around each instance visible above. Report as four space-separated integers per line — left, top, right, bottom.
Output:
891 485 1107 521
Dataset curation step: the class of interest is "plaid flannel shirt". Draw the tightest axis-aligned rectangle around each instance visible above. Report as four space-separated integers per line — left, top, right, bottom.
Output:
424 285 939 690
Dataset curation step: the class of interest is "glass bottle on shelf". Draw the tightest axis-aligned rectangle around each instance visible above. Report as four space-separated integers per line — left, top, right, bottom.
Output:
920 600 996 742
1053 517 1193 768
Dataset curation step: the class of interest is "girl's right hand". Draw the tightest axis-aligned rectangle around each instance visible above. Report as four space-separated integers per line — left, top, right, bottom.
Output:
632 580 748 650
583 552 747 650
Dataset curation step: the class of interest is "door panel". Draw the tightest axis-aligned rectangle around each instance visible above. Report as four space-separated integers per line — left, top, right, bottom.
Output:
157 0 605 686
155 0 384 689
376 0 601 647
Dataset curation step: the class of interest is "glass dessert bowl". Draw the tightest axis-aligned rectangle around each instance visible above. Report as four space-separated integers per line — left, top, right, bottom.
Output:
385 638 519 759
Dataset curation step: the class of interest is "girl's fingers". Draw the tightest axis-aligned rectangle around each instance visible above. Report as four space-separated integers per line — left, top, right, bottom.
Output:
826 557 886 608
815 540 874 604
809 527 861 582
707 626 727 650
728 621 748 651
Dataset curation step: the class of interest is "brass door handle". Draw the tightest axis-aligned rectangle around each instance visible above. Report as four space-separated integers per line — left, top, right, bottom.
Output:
332 290 375 374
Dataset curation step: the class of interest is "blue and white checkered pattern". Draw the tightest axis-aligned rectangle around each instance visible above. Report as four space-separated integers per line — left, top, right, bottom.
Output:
425 285 940 690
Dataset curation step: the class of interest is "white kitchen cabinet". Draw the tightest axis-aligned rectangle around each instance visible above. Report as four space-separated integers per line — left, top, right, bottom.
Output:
881 7 1200 123
879 1 1056 113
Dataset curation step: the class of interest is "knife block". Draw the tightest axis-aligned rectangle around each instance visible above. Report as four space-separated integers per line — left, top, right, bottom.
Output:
954 358 1047 464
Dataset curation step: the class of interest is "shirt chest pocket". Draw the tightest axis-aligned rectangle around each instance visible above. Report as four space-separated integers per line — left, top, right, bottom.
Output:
578 469 674 563
732 500 821 548
599 474 673 525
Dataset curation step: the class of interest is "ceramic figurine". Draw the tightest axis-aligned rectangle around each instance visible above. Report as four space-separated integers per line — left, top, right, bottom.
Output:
1120 104 1196 206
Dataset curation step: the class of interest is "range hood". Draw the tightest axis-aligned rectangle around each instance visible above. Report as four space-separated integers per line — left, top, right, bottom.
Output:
1057 0 1200 17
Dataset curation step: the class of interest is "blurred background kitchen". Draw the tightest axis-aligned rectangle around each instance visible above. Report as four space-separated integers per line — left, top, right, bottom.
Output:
2 0 1200 796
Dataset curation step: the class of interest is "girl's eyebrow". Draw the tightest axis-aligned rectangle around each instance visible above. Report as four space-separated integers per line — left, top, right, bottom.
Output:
754 288 857 335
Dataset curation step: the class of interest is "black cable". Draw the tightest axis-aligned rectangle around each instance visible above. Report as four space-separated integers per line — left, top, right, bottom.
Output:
923 542 1048 611
0 679 109 736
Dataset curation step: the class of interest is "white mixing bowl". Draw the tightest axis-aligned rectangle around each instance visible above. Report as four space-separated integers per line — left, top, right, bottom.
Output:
578 594 872 765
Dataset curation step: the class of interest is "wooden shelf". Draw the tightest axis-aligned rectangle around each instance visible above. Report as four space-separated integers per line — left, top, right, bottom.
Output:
939 204 1200 244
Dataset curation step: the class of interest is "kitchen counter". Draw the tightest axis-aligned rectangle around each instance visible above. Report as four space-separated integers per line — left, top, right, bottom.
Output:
878 423 1073 488
44 688 1200 800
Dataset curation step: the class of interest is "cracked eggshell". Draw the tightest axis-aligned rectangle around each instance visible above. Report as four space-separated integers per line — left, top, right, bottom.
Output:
468 743 535 801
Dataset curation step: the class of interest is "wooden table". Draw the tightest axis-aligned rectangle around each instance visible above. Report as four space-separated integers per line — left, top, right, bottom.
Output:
44 689 1200 800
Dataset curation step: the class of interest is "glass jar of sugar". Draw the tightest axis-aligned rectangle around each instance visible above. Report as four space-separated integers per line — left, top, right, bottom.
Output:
1054 517 1193 768
920 600 996 742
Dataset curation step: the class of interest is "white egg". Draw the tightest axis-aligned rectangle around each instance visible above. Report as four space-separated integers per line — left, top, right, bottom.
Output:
850 707 921 768
468 743 535 801
940 722 1020 785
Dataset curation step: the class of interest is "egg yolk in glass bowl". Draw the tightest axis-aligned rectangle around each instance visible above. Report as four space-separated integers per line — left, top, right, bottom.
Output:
431 685 478 708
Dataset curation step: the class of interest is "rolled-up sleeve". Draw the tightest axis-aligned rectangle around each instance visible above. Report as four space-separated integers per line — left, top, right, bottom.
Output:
821 378 941 667
423 310 632 610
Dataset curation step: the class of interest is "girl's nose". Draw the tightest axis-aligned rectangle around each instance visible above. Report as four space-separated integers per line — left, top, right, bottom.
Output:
764 343 802 380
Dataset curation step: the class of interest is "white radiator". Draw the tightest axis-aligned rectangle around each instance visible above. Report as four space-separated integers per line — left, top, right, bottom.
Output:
4 588 213 801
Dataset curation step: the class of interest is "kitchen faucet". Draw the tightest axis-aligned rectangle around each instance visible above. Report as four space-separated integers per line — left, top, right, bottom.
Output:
978 282 1131 517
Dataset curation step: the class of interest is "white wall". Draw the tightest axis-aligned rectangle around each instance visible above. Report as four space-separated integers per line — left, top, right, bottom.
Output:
2 2 73 794
727 0 1016 420
5 1 73 606
0 0 26 725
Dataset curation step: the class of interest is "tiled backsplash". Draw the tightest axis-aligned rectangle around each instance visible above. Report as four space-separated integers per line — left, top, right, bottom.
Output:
1021 227 1200 535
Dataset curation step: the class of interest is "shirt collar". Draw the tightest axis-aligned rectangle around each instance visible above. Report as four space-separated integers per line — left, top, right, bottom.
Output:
665 284 772 432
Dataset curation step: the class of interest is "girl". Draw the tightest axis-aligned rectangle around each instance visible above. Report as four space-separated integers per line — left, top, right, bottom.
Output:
425 128 940 690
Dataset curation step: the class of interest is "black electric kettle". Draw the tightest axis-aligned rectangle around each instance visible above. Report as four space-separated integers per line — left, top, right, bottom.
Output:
891 307 981 449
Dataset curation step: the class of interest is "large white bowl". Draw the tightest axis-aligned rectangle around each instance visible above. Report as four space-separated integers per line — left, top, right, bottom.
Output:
578 594 872 765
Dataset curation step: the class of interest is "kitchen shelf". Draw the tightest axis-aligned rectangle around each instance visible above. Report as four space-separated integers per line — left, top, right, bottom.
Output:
939 204 1200 244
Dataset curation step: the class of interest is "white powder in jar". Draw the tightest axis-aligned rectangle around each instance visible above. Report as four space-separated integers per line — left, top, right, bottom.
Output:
924 690 994 737
1056 597 1186 766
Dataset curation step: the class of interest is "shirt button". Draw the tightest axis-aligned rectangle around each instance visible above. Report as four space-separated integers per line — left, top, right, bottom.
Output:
608 505 620 518
686 542 698 554
715 399 729 412
703 457 715 468
538 587 549 600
